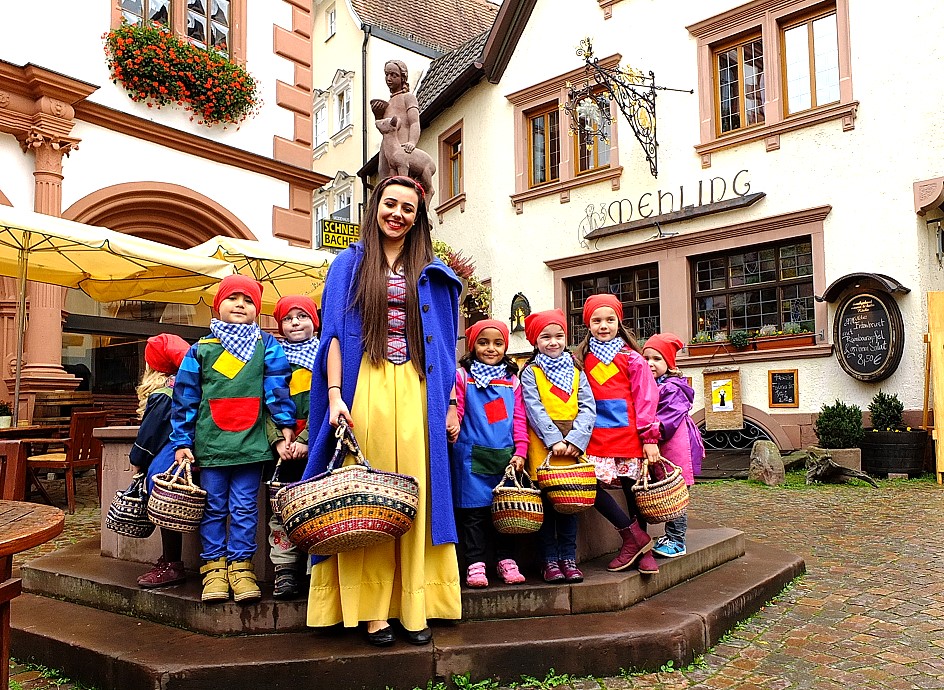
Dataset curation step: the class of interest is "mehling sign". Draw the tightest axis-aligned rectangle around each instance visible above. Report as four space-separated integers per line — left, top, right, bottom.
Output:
320 219 359 250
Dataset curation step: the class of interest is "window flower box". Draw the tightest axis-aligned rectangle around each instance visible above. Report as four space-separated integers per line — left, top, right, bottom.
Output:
751 333 816 350
685 341 737 357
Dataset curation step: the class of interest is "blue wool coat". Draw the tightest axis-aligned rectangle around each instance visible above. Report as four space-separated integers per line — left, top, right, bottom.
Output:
303 243 462 546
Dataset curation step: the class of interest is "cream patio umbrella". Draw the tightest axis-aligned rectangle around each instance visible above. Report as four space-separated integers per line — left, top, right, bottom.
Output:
133 235 335 315
0 205 236 423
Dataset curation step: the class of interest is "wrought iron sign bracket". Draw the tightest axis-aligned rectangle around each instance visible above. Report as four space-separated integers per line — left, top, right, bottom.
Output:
563 38 692 178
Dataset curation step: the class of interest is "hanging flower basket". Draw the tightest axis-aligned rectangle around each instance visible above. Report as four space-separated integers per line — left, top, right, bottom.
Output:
104 21 260 127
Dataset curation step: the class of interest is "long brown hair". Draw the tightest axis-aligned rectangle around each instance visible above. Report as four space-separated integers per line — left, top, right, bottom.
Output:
572 322 641 369
354 176 433 376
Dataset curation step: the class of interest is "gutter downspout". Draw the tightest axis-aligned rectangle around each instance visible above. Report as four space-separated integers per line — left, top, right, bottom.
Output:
361 23 371 220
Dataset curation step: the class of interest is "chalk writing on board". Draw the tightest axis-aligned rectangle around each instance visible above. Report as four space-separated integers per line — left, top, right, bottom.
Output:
769 370 797 407
837 295 891 376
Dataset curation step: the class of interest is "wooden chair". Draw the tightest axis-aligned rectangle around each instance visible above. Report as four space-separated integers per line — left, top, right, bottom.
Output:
0 442 26 501
24 411 108 513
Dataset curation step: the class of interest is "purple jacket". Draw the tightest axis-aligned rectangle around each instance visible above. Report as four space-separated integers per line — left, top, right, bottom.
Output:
656 375 705 485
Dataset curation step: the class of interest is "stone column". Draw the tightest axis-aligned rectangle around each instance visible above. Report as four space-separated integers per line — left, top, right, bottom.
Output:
8 129 80 420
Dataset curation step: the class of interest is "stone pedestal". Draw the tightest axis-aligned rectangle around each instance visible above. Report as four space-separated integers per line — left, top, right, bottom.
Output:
95 426 274 582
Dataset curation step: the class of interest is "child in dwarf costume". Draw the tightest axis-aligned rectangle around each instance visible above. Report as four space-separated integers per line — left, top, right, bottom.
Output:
266 295 320 598
171 275 295 603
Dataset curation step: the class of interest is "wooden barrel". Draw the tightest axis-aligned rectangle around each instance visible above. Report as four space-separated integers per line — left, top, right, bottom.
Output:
860 429 928 478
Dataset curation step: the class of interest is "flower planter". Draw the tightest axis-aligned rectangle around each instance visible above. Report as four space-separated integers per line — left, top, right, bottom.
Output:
751 333 816 350
686 342 739 357
860 428 928 478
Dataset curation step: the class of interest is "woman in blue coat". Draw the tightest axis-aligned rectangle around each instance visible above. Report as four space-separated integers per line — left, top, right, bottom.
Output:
304 176 462 647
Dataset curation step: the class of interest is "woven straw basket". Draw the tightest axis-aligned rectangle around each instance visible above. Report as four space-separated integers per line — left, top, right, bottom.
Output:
147 461 207 533
535 453 597 514
275 421 419 556
266 459 287 517
105 473 155 538
491 466 543 534
631 457 689 523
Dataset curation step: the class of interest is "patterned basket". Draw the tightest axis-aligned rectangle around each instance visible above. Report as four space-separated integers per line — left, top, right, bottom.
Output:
536 453 597 514
491 466 543 534
147 461 207 533
105 473 155 538
266 460 286 517
275 421 419 556
631 457 689 523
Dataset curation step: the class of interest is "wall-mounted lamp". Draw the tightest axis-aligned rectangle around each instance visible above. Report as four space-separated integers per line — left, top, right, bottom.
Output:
927 218 944 266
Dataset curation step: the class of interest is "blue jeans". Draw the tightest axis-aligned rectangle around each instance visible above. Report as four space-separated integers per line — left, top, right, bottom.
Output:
537 494 578 561
664 512 688 545
199 463 264 562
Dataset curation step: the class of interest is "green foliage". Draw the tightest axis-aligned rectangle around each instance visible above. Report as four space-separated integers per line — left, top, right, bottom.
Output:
517 668 572 689
451 672 497 690
728 330 750 350
432 239 492 318
813 399 863 449
104 21 259 126
691 330 713 343
868 389 904 430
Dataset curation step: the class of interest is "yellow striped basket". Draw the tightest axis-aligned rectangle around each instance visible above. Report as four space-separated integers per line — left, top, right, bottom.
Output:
536 453 597 514
491 466 543 534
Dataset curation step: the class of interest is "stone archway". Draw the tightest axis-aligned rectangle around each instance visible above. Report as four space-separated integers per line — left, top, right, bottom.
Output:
63 181 255 248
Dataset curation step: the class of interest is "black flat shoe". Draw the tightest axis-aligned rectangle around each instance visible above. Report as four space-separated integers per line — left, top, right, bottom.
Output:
365 625 395 647
403 627 432 646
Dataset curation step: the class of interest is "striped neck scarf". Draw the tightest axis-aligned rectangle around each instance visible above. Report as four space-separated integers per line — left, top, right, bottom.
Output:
535 351 576 393
209 318 261 363
469 360 506 389
589 336 625 365
281 336 320 371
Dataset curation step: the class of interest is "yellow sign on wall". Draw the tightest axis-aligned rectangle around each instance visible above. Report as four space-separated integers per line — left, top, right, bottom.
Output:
319 219 359 250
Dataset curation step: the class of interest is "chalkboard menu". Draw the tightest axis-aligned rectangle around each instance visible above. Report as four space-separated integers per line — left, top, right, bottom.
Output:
833 291 904 382
768 369 798 408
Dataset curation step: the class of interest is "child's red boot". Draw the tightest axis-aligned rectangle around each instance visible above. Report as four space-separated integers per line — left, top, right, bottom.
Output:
637 550 659 575
607 521 653 572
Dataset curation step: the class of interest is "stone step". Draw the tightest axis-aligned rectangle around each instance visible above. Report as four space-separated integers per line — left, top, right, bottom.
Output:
11 539 804 690
21 527 744 634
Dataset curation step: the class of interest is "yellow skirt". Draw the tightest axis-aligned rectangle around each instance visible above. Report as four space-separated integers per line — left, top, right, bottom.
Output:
307 355 461 631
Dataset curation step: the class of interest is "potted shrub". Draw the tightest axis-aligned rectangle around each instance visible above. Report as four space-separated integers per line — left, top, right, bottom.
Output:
687 331 733 357
812 399 863 471
859 390 927 478
0 401 12 429
751 322 817 350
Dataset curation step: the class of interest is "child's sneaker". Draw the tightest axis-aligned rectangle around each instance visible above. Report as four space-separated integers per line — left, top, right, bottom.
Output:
652 536 686 558
558 559 583 583
137 557 186 588
273 565 299 599
466 561 488 587
496 558 525 584
541 561 565 583
227 560 261 603
200 558 230 602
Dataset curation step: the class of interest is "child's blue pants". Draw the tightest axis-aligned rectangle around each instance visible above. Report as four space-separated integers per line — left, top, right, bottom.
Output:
199 463 264 562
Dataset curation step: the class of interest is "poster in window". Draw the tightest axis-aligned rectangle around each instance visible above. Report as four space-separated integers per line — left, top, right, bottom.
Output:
703 367 743 431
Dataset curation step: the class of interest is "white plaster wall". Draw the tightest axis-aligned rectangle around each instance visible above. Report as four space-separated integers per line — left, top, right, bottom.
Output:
421 0 944 418
0 137 36 209
0 2 294 158
63 121 287 242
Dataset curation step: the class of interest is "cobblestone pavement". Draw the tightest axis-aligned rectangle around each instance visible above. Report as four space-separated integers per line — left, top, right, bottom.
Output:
9 473 944 689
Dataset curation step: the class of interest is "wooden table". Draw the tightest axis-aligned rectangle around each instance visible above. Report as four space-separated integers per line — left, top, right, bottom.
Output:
0 501 64 690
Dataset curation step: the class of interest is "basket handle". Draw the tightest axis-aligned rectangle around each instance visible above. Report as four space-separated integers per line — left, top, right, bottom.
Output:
538 452 553 470
328 419 371 471
498 465 538 491
269 459 282 484
634 455 682 491
168 459 198 489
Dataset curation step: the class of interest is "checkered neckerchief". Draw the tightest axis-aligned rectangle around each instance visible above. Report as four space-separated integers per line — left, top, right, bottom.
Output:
470 360 506 389
535 351 576 392
209 318 261 363
589 336 625 365
281 336 320 370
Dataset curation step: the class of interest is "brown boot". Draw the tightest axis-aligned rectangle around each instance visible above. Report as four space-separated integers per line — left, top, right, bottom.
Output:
637 550 659 575
607 522 653 572
227 560 261 603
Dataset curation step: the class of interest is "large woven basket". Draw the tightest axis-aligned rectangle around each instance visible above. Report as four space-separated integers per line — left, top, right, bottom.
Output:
631 457 689 523
491 466 543 534
266 460 286 517
147 461 207 533
105 473 155 538
275 421 419 556
536 453 597 514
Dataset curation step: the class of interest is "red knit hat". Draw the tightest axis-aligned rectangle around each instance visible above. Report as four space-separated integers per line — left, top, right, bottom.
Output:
144 333 190 374
582 294 623 326
213 275 263 313
273 295 320 336
524 309 568 345
465 319 509 349
643 332 685 370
